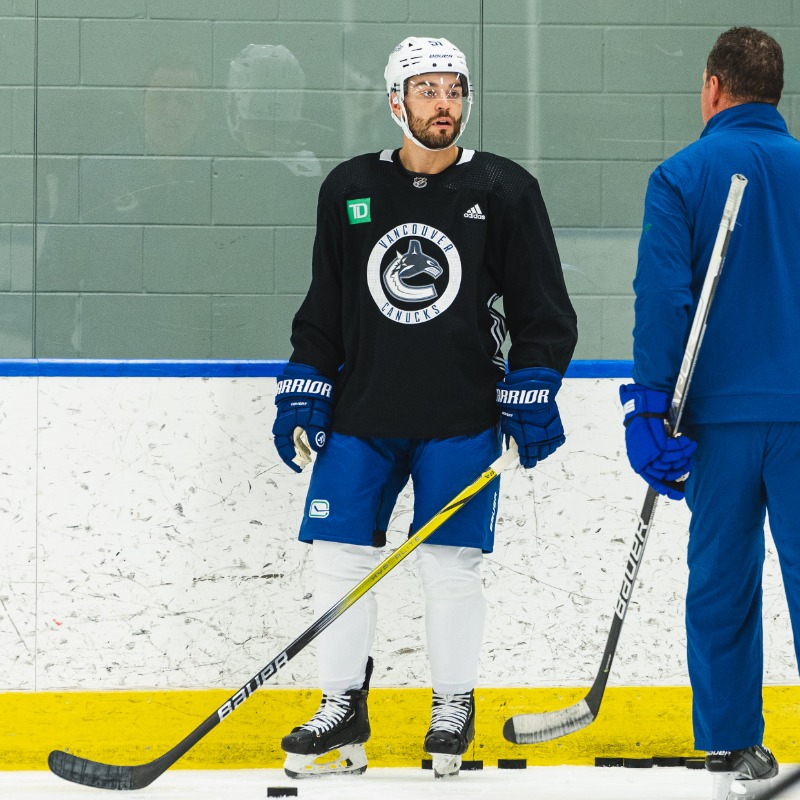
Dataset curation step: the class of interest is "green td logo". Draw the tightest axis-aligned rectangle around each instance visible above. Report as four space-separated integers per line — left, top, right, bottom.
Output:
347 198 371 224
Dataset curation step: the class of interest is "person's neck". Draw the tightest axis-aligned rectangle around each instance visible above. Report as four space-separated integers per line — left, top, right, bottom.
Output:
398 139 459 174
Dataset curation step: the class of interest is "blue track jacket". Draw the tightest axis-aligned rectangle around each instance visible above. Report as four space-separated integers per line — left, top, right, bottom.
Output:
632 102 800 423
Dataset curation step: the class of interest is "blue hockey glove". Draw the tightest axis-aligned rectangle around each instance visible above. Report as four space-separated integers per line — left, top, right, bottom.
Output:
273 363 333 473
497 367 565 469
619 383 697 501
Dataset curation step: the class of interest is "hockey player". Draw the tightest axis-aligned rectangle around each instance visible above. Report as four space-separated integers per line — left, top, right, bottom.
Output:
272 36 577 779
621 27 800 800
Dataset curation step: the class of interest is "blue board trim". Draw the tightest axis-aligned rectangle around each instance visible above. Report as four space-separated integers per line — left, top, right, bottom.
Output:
566 360 633 378
0 359 633 379
0 359 287 377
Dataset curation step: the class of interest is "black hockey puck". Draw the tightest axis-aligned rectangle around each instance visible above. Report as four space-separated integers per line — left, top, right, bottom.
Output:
653 756 685 767
422 759 483 771
623 757 653 768
595 757 624 767
685 758 706 770
498 758 527 769
267 788 298 798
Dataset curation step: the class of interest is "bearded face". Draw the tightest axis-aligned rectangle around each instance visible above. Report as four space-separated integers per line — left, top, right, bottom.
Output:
404 103 463 150
393 72 466 150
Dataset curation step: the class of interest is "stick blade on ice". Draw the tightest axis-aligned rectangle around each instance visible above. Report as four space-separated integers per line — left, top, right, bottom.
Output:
47 447 518 790
503 699 595 744
48 750 159 791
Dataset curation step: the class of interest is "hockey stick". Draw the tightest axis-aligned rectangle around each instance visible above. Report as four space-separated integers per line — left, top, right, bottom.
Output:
49 441 518 790
756 766 800 800
504 173 748 745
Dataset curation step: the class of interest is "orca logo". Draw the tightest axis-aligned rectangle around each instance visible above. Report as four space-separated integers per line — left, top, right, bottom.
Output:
383 240 443 303
367 223 462 325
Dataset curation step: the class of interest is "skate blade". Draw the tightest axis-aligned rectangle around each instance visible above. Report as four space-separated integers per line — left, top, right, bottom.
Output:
713 772 776 800
432 754 462 779
283 744 367 779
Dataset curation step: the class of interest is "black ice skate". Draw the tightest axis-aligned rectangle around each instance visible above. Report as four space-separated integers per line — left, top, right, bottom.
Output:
281 657 373 779
423 689 475 779
706 745 778 800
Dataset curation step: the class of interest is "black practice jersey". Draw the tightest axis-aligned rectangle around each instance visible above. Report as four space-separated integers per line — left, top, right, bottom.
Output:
290 147 578 439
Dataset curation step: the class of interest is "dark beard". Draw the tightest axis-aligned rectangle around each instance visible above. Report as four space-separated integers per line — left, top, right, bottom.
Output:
406 106 462 149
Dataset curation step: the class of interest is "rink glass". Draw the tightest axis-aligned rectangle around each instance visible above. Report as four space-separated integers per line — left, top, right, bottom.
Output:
0 2 797 360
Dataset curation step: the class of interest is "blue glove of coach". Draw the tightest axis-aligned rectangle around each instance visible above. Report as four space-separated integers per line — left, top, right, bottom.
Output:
619 383 697 500
497 367 565 469
273 363 334 473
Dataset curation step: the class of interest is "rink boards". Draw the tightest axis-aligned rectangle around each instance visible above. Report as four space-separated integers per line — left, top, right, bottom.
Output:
1 363 798 768
5 685 800 770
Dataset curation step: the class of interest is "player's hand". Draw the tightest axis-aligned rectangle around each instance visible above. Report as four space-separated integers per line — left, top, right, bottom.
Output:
273 363 333 473
619 383 696 500
497 367 565 469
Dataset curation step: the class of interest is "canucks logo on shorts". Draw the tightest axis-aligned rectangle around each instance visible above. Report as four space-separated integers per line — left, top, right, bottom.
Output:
309 499 330 518
367 223 462 325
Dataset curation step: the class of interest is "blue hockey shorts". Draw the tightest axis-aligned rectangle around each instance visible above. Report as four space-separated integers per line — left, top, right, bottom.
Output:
298 427 503 552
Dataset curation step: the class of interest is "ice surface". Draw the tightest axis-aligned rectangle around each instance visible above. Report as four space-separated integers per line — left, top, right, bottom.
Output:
3 766 800 800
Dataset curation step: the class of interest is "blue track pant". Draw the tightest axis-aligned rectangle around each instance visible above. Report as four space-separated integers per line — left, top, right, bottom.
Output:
684 422 800 751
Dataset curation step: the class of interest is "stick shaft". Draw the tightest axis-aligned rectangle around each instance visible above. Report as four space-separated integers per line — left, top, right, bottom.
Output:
49 443 518 789
593 173 748 690
505 173 748 745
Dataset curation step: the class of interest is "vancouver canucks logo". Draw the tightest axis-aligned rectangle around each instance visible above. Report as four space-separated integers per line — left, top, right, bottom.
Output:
384 240 443 303
367 223 462 325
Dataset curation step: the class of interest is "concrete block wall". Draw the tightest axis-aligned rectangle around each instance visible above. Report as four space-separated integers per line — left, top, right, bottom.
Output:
1 2 800 360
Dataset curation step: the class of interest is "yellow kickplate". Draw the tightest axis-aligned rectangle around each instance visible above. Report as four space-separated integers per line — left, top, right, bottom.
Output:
2 686 799 770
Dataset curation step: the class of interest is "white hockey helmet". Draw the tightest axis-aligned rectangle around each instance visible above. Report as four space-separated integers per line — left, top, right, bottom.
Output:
227 44 306 153
384 36 473 150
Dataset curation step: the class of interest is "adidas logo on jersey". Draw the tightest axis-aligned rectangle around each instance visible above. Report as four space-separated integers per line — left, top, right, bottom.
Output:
463 204 485 220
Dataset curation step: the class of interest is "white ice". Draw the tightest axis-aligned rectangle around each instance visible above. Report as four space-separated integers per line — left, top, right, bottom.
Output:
2 766 799 800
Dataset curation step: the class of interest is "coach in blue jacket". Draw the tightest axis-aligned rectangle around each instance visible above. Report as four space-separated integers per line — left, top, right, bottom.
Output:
621 27 800 790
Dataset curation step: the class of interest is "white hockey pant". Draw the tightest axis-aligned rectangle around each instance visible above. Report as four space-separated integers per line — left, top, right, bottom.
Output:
416 543 485 695
312 540 485 695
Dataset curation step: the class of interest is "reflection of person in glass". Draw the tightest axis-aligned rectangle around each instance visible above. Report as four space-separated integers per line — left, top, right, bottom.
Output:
31 62 208 358
226 43 321 177
144 65 205 155
76 63 206 222
272 37 576 780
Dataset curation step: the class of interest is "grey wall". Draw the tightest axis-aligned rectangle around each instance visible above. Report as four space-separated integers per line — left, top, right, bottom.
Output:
2 1 800 359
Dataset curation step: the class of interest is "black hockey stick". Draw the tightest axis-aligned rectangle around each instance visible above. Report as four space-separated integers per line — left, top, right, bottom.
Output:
756 767 800 800
48 444 518 790
504 173 748 745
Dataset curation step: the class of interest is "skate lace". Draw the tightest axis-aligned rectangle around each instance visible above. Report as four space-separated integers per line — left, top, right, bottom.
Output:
429 692 471 734
299 693 351 735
